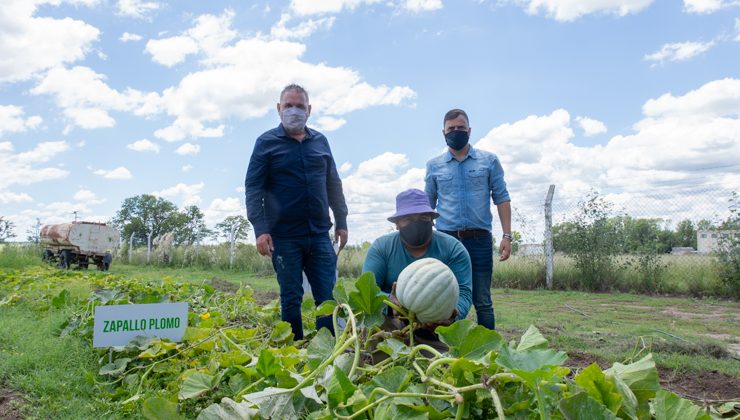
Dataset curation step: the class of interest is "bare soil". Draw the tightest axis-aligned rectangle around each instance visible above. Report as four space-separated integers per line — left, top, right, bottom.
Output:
209 277 240 294
0 389 24 420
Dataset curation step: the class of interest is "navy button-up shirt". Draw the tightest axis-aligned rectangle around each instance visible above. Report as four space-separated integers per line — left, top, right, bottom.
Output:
245 124 348 238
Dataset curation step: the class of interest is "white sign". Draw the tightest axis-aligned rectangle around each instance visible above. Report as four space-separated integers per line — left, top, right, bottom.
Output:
93 302 188 348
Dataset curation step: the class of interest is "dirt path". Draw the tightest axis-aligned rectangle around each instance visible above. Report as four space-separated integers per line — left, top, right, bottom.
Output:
0 389 24 420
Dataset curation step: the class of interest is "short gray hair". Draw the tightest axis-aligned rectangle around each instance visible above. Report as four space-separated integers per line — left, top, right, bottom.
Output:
280 84 309 104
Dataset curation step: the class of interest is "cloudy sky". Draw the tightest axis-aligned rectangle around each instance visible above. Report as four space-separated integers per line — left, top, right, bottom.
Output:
1 0 738 244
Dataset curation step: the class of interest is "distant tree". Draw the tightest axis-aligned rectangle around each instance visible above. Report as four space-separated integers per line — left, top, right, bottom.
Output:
214 215 251 243
26 218 42 244
171 205 212 245
673 219 697 248
696 219 714 231
0 216 16 242
112 195 180 246
552 221 579 253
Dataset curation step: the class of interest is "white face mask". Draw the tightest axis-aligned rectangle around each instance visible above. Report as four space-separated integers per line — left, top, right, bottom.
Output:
281 107 308 133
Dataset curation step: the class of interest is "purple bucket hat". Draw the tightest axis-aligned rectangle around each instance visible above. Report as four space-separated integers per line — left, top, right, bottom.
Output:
387 189 439 222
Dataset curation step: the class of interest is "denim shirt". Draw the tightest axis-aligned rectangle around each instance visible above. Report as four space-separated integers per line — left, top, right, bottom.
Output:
362 231 472 320
425 146 510 232
245 124 348 238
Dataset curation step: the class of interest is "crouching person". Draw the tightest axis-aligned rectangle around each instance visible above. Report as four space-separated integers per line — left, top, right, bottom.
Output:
362 189 472 362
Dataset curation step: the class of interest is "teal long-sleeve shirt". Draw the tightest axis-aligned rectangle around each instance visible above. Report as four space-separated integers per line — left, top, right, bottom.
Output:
361 231 472 320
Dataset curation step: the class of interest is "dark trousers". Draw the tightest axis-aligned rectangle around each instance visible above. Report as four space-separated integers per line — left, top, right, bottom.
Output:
271 233 337 340
453 232 496 330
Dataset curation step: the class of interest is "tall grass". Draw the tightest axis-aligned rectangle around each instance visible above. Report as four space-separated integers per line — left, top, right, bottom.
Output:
0 243 43 269
111 242 733 298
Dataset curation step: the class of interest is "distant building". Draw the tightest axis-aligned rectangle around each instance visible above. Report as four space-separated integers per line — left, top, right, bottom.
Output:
697 230 740 254
519 243 545 256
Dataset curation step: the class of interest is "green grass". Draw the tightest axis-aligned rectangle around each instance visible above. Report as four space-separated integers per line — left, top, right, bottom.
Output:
0 304 116 418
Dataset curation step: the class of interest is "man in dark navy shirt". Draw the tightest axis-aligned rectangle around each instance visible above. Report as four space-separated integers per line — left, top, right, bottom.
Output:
245 84 348 340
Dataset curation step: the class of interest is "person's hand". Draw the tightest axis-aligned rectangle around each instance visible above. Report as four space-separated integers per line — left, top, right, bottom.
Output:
498 238 511 261
334 229 348 255
256 233 274 257
419 308 458 331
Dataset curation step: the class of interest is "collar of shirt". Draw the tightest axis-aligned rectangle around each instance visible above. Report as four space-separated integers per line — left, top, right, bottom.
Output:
444 145 479 162
276 124 314 140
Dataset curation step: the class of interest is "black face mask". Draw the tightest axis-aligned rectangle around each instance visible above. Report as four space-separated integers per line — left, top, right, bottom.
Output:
399 220 433 247
445 130 470 151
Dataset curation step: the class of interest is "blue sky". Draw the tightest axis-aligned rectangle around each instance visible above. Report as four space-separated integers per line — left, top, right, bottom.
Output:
1 0 738 244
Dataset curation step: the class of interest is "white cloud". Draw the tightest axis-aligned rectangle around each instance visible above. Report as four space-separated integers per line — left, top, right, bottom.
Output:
73 189 105 204
644 41 715 64
145 36 199 66
270 14 336 40
175 143 201 155
0 105 42 136
642 78 740 119
0 192 33 204
735 18 740 41
119 32 143 42
313 116 347 132
519 0 654 21
204 197 244 227
575 116 607 136
0 0 100 83
145 10 237 66
117 0 161 19
339 161 352 173
683 0 740 13
0 141 69 192
289 0 383 16
30 66 162 131
126 138 160 153
153 182 204 207
403 0 443 12
93 166 132 180
182 164 193 172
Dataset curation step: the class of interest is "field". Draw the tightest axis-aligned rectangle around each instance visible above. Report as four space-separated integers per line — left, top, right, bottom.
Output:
0 257 738 418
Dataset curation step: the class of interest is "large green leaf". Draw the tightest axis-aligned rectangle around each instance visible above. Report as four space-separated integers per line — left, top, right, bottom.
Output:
376 338 410 360
142 396 181 420
51 289 70 308
559 392 619 420
256 349 281 378
605 354 659 418
495 345 567 373
517 325 549 351
610 373 638 420
179 372 216 400
652 390 710 420
436 320 504 360
269 321 294 345
241 387 297 419
306 327 336 371
99 357 131 377
574 364 622 414
370 366 412 393
328 365 357 409
197 397 259 420
348 272 386 328
374 402 430 420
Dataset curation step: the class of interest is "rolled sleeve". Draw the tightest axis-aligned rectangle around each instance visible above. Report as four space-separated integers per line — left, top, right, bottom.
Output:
489 156 510 205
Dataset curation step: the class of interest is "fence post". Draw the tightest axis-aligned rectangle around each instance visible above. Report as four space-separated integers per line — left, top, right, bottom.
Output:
147 232 153 264
229 224 238 268
544 184 555 289
128 233 134 263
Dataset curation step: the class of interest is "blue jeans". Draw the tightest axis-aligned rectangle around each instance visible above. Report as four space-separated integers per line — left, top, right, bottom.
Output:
458 232 495 330
271 233 337 340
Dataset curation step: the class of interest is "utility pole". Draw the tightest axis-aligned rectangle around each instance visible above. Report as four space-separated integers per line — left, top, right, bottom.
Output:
73 211 79 222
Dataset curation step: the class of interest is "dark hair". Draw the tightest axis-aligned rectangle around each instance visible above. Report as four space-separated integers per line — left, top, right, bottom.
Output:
443 109 469 125
280 84 309 104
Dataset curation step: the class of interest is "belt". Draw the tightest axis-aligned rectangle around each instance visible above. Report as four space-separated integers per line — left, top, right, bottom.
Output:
441 229 490 239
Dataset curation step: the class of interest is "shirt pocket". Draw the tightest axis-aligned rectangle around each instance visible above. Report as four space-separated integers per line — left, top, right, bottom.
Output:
436 173 455 194
466 168 488 191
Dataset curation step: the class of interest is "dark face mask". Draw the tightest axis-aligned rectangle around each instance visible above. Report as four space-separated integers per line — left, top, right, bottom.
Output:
445 130 470 150
399 220 433 247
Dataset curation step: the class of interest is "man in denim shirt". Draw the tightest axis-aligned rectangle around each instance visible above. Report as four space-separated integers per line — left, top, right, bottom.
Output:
424 109 511 330
245 84 348 340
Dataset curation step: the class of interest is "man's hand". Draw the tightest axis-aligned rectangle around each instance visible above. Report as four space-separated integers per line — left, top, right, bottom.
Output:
419 309 458 331
256 233 274 257
498 238 511 261
334 229 348 255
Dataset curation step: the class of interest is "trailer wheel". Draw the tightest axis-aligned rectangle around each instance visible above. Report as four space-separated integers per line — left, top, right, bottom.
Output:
58 250 71 269
42 249 54 263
